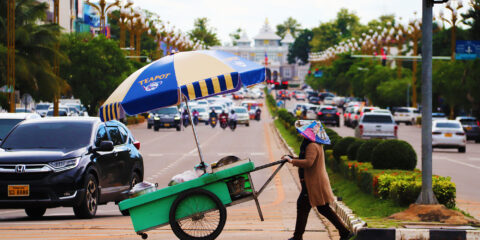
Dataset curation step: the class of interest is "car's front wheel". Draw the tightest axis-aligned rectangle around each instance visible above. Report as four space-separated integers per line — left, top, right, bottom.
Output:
25 207 46 218
74 173 99 219
121 172 141 216
458 147 466 153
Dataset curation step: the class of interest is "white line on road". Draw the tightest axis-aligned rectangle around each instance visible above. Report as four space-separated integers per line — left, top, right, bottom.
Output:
147 153 164 157
440 157 480 170
250 152 266 156
468 157 480 161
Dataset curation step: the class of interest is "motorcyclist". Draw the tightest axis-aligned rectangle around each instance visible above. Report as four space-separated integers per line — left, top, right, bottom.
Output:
295 107 302 118
229 110 237 130
182 109 189 126
209 109 217 119
302 107 307 120
219 110 229 129
192 109 199 125
219 110 228 121
255 107 261 120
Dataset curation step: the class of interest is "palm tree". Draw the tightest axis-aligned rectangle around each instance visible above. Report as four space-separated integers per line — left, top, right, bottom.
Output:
0 0 67 103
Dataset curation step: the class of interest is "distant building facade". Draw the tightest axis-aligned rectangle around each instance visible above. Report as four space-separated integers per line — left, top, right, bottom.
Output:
211 20 309 85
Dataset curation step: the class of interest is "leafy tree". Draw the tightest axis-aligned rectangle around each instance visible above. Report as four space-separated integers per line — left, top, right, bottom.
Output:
229 28 242 46
462 0 480 40
363 64 396 105
0 0 64 101
188 17 220 48
335 8 361 39
310 22 340 52
276 17 301 38
59 34 134 115
287 29 312 65
465 60 480 117
433 60 469 118
366 14 396 30
376 77 410 108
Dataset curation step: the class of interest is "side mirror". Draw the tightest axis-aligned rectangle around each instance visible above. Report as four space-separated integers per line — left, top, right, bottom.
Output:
94 141 114 152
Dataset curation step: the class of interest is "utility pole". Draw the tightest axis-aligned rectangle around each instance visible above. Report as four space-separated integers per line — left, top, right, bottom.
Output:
7 0 15 113
53 0 60 116
416 0 448 205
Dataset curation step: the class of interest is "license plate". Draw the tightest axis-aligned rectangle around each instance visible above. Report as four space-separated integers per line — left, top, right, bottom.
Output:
164 123 170 127
326 114 332 117
466 127 472 131
445 133 452 137
8 185 29 197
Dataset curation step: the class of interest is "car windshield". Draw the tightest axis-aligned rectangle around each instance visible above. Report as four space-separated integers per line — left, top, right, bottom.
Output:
1 121 93 150
193 108 206 113
47 110 67 116
433 113 445 117
396 108 408 113
362 115 393 123
320 108 337 113
15 109 31 113
197 102 208 105
36 104 50 110
234 108 247 113
0 119 24 140
151 108 178 114
436 122 461 128
211 106 222 110
459 119 477 125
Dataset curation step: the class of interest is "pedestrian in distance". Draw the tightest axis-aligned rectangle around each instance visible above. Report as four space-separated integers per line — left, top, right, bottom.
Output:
282 120 352 240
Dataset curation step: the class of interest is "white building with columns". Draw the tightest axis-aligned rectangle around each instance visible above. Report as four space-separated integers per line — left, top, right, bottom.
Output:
211 20 309 85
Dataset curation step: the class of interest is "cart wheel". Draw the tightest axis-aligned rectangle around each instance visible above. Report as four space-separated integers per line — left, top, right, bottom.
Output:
138 233 148 239
169 188 227 240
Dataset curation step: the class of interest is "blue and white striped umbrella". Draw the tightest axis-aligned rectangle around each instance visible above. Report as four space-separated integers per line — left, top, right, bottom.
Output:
99 50 265 122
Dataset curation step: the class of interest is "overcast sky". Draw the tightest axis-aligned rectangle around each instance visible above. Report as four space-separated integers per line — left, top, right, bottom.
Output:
131 0 457 45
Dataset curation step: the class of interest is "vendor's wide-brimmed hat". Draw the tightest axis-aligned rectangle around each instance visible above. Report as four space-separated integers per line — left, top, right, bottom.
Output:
295 120 331 144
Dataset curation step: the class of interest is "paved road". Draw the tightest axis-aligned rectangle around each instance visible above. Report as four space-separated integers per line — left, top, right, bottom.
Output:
0 103 331 240
285 98 480 220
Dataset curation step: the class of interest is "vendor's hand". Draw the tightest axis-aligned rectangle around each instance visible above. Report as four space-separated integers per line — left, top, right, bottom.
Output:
281 155 293 163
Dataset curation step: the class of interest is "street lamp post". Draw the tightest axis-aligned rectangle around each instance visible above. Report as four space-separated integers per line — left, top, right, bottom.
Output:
85 0 120 34
394 21 407 78
126 9 140 57
53 0 60 116
439 0 464 61
108 0 133 48
406 15 422 108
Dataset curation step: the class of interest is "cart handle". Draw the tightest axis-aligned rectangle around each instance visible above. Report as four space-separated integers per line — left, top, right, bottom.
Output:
252 159 288 172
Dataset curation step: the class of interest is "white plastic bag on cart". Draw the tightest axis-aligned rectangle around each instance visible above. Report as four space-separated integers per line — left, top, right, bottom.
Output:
169 170 199 186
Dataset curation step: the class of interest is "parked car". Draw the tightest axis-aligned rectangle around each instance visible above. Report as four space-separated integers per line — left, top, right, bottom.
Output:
0 118 144 218
0 113 41 141
355 112 398 139
35 103 51 117
455 116 480 143
394 107 419 125
148 107 181 131
432 120 466 152
232 107 250 126
317 106 340 127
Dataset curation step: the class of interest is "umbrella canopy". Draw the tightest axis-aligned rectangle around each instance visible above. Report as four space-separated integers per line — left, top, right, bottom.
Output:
99 50 265 122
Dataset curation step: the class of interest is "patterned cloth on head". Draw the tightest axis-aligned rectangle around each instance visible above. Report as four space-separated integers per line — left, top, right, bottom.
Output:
295 120 331 145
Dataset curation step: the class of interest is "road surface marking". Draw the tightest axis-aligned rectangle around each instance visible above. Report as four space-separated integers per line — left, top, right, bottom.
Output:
147 153 164 157
468 157 480 161
250 152 266 156
441 157 480 170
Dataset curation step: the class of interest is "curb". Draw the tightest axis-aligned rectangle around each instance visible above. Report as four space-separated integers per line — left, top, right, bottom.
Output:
270 122 367 234
270 121 480 240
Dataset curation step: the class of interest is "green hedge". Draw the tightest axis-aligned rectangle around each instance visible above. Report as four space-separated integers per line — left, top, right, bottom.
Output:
333 137 356 162
347 139 365 161
357 139 383 163
371 140 417 170
325 149 456 208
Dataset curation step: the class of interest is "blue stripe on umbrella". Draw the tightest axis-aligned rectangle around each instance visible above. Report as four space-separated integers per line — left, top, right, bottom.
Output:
218 75 227 92
205 79 214 95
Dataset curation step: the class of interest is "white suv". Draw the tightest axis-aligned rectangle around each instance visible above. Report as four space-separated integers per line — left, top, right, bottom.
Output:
394 107 420 125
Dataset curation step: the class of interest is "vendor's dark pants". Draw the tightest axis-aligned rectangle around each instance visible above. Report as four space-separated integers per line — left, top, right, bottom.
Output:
293 182 350 239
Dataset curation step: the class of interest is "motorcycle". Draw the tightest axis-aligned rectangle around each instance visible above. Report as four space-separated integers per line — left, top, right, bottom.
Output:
229 119 237 131
192 112 199 126
219 115 228 129
209 116 217 128
255 111 261 121
182 114 190 127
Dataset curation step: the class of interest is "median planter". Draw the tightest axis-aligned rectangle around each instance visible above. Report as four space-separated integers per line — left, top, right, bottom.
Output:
371 140 417 170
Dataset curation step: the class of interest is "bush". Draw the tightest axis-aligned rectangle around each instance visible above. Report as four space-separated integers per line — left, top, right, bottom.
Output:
371 140 417 170
357 139 383 163
333 137 356 162
277 108 296 126
325 127 338 138
347 139 365 161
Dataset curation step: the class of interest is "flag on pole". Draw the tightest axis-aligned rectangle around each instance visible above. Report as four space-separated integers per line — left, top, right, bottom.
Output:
264 52 268 66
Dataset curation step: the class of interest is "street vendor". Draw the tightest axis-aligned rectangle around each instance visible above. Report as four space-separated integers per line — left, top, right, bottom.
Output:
282 120 352 240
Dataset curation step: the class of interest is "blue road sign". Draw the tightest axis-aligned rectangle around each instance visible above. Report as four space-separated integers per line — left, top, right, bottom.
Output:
456 40 480 60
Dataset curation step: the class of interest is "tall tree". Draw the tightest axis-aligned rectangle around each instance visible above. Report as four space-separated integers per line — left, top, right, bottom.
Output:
188 17 220 48
229 28 242 46
335 8 361 39
310 22 340 52
59 34 133 115
287 29 312 65
462 0 480 40
276 17 302 38
0 0 64 102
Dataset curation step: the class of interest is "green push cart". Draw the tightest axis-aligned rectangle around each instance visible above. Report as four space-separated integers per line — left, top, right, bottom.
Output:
119 159 287 240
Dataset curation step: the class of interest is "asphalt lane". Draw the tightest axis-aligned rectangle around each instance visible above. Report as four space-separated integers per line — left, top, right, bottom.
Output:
0 102 331 240
285 98 480 220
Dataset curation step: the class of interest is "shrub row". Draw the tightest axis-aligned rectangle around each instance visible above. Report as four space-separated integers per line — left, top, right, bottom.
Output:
325 150 456 208
125 115 145 125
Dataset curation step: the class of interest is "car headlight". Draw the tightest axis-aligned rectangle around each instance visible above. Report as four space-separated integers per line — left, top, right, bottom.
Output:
154 116 160 120
174 116 180 120
148 114 152 119
49 157 80 172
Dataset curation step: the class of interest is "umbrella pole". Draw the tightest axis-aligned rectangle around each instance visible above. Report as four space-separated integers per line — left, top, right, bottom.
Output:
183 95 207 174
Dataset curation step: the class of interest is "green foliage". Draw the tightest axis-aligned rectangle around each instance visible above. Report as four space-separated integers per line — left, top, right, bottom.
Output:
276 17 302 38
462 1 480 40
347 139 365 161
333 137 356 162
277 108 296 126
357 139 383 163
59 34 133 115
371 140 417 170
376 78 410 108
229 28 242 46
287 29 313 65
188 17 220 48
325 134 342 151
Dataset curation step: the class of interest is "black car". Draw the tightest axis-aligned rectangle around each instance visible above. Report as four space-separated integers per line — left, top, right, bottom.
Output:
457 116 480 143
0 118 144 219
149 107 181 131
308 96 320 105
317 106 340 127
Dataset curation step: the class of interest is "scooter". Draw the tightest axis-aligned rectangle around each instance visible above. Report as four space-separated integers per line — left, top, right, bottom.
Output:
255 111 261 121
229 119 237 131
193 112 199 126
182 115 190 127
210 116 217 128
219 116 228 129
